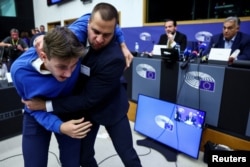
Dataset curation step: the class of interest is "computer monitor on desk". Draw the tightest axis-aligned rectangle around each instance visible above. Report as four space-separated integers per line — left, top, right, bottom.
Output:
134 94 206 159
152 44 166 56
161 48 179 63
151 45 179 63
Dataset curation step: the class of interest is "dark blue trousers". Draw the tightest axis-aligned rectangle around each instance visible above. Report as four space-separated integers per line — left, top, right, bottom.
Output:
22 113 81 167
80 116 142 167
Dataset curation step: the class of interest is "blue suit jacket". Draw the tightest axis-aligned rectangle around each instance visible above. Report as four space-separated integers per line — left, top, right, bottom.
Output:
205 32 250 60
52 38 129 126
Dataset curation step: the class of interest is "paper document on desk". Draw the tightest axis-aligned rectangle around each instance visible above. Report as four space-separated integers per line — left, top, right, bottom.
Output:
6 72 13 83
152 44 167 56
208 48 231 61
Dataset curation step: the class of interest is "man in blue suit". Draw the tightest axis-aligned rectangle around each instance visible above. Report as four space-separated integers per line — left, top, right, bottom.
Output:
23 3 142 167
205 16 250 62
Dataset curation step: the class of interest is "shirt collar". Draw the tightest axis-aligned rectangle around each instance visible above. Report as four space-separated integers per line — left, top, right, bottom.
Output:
224 34 237 42
32 58 51 75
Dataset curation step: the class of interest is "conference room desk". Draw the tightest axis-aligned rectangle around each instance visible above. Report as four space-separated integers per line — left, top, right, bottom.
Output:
0 86 23 141
124 56 250 139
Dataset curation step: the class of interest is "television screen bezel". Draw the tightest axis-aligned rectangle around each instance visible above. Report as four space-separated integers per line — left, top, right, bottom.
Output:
47 0 67 6
160 48 179 63
134 94 206 159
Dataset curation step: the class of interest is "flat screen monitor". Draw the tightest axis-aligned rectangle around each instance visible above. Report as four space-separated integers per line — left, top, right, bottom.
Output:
161 48 179 63
47 0 70 6
152 44 167 56
134 94 206 159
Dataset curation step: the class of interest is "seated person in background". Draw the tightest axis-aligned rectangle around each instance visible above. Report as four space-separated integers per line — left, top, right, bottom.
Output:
39 25 47 34
147 18 187 56
0 28 29 70
204 16 250 64
158 18 187 51
20 31 30 46
30 26 47 47
30 29 44 47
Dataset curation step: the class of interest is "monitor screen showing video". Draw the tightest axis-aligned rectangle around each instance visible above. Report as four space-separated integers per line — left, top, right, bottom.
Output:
134 94 206 159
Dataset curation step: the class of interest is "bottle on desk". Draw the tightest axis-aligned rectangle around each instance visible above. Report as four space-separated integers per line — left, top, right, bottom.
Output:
134 42 143 57
135 42 139 52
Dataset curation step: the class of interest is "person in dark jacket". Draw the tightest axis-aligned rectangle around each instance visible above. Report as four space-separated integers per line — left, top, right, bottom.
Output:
158 18 187 52
22 3 142 167
204 16 250 63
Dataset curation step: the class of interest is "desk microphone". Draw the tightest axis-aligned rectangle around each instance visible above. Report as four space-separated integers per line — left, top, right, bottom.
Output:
180 51 198 70
198 43 207 57
182 47 192 61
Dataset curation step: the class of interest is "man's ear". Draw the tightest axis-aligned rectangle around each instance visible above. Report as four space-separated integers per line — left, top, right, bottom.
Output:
236 26 240 31
39 51 47 61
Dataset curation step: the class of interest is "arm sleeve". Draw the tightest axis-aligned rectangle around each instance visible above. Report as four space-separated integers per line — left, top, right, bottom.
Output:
157 35 164 45
68 14 89 43
29 110 63 133
115 24 125 44
11 68 63 133
2 36 11 43
180 34 187 51
69 13 125 45
237 37 250 60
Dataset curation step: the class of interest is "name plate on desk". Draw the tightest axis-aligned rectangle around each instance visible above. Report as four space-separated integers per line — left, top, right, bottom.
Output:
208 48 231 65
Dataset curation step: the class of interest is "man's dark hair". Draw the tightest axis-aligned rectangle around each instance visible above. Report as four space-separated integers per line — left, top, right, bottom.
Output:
164 18 177 27
91 2 119 25
10 28 19 34
225 16 241 26
43 27 85 60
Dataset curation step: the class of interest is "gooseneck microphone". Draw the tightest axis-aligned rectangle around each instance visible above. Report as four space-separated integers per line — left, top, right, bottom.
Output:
198 42 208 63
198 43 207 57
182 47 192 61
180 51 198 70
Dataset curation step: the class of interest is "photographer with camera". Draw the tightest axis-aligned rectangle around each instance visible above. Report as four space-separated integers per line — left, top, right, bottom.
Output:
0 28 29 71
